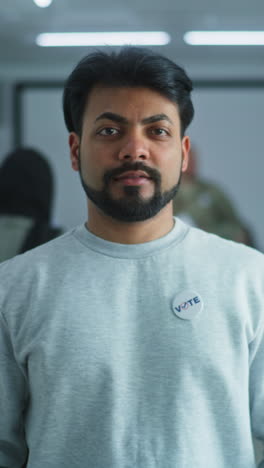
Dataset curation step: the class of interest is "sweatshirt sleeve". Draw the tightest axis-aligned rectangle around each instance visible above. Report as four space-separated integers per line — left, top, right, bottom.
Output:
249 320 264 467
0 311 28 468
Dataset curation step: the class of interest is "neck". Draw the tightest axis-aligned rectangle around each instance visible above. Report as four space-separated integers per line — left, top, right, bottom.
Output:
86 202 175 244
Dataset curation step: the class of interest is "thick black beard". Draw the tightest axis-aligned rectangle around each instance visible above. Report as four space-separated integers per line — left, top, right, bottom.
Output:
79 159 182 223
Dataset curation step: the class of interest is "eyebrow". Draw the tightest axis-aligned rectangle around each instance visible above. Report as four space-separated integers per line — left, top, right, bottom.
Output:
94 112 173 125
95 112 128 124
142 114 173 125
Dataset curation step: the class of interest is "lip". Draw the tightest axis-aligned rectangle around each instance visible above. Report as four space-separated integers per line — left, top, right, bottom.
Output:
113 171 152 186
114 171 151 181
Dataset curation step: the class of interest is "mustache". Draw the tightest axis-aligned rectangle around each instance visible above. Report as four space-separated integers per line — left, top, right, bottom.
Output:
103 162 161 185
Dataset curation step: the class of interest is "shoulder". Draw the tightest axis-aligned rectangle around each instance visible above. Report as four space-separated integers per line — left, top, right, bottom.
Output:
0 226 79 280
185 224 264 269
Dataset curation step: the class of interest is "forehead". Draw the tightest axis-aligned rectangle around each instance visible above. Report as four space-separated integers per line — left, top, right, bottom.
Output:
83 86 180 123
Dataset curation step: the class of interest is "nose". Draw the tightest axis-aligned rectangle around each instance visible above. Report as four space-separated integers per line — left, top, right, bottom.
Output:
117 131 150 161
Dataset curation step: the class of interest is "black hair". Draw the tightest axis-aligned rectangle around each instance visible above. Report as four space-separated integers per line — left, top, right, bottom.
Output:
63 46 194 137
0 147 54 222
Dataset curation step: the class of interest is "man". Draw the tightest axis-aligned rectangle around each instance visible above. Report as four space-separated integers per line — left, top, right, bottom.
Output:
0 47 263 468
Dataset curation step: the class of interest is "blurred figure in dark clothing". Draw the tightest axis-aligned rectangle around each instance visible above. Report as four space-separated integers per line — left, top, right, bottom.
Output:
0 147 63 262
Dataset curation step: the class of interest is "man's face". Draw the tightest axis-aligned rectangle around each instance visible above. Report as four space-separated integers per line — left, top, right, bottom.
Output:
69 86 190 222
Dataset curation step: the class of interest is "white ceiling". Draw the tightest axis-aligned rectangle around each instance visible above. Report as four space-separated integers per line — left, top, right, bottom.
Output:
1 0 264 79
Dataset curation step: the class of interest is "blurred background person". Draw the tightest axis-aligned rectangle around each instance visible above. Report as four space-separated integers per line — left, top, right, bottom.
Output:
173 145 256 247
0 147 63 262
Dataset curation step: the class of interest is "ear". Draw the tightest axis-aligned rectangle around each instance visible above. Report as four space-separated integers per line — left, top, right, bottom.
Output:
181 136 191 173
69 132 80 172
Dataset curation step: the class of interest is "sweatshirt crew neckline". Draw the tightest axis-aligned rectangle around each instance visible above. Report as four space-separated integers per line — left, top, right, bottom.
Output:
73 217 189 259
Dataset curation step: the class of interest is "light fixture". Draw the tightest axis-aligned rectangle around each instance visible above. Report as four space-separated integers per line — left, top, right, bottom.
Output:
36 31 171 47
33 0 53 7
184 31 264 46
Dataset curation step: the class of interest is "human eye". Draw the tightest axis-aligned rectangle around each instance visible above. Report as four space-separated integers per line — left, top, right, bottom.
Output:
97 127 119 136
149 127 170 137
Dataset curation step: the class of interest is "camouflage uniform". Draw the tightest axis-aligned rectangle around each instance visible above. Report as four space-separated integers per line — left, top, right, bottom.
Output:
173 179 246 242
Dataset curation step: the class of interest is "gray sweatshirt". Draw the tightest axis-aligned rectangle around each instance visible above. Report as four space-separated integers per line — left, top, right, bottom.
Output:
0 218 264 468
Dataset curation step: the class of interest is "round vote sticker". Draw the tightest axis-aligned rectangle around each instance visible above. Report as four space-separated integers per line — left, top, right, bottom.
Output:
172 290 203 320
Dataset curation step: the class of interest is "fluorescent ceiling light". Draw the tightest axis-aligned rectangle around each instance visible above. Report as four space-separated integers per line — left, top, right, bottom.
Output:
33 0 53 7
36 31 171 47
184 31 264 45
